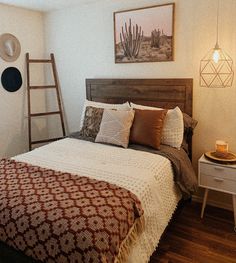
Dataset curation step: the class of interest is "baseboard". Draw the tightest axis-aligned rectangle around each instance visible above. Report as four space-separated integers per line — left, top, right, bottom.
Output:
192 195 233 211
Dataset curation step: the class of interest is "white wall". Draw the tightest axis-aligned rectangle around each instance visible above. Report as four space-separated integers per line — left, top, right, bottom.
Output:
0 4 45 158
44 0 236 209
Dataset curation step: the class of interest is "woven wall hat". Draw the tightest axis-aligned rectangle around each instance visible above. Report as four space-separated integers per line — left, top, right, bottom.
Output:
0 33 21 62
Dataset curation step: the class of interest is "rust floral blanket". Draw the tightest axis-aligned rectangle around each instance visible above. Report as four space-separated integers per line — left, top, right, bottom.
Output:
0 159 143 262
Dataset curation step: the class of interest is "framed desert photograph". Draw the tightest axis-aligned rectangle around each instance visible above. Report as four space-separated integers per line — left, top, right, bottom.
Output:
114 3 175 63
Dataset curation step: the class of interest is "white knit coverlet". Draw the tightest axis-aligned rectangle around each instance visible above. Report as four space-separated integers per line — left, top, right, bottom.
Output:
13 138 181 263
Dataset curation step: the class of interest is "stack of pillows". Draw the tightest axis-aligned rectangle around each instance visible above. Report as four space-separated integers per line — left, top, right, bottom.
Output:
76 100 197 151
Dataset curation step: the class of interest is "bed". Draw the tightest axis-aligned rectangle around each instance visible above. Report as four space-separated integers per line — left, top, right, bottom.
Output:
0 78 196 263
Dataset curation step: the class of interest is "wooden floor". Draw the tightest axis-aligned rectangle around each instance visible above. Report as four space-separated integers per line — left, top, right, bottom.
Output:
150 202 236 263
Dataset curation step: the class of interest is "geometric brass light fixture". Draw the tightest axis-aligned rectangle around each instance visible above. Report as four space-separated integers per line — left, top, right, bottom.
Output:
200 0 234 88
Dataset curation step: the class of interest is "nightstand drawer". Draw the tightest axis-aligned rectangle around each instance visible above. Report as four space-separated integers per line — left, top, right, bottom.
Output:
200 162 236 181
199 155 236 229
200 173 236 193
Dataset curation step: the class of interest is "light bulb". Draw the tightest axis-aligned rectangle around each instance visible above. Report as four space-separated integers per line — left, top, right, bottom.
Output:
213 49 220 63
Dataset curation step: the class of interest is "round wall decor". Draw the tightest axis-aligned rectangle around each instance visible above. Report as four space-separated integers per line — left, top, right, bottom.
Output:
0 33 21 62
1 67 22 92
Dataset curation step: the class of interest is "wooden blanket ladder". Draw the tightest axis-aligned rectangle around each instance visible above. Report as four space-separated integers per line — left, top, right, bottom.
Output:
26 53 66 150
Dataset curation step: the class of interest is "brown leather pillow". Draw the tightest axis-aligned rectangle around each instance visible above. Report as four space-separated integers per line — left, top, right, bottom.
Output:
130 109 167 149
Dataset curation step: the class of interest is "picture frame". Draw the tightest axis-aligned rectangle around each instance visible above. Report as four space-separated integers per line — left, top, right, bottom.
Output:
113 3 175 63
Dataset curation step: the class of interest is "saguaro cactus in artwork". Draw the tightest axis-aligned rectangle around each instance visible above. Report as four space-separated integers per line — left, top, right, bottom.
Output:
151 29 161 48
120 19 143 59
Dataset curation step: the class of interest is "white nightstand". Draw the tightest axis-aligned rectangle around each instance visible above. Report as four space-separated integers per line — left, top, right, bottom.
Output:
198 155 236 231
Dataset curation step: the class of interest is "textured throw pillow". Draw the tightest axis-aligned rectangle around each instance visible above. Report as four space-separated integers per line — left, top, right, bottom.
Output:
130 103 184 149
130 109 167 150
182 113 198 153
161 106 184 149
183 113 198 131
95 109 135 148
76 106 104 142
80 100 130 129
130 103 159 111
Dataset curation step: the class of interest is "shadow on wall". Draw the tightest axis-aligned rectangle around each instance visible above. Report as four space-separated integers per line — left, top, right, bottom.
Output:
4 122 48 158
4 133 28 158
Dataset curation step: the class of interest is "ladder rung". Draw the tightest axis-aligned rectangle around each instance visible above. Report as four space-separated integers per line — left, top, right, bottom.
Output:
31 137 64 145
26 53 66 151
28 59 52 63
30 85 57 89
30 111 61 117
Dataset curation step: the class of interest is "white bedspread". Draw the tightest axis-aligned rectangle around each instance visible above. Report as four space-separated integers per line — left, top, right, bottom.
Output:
13 138 181 262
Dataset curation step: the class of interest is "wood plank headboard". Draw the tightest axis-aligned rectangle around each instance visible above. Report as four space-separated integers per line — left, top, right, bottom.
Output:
86 78 193 116
86 78 193 158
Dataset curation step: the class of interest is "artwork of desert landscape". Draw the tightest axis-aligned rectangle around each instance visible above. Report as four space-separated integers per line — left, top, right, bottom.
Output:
114 4 174 63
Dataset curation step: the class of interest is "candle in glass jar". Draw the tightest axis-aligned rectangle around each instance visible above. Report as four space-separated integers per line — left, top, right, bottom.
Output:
215 140 228 153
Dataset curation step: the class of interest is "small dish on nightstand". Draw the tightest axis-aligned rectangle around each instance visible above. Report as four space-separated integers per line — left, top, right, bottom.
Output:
204 151 236 164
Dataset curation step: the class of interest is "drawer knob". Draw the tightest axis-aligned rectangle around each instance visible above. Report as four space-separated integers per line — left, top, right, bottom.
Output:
214 177 224 182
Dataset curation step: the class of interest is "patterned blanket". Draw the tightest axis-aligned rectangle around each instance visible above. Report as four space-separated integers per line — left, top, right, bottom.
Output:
0 159 143 262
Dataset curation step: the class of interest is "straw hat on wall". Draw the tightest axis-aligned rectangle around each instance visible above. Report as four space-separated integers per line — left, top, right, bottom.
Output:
0 33 21 62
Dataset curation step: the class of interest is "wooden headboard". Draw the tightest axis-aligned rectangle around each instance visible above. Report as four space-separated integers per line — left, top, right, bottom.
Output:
86 78 193 157
86 78 192 116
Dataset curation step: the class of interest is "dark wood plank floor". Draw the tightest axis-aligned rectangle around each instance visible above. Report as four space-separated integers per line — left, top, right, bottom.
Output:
150 202 236 263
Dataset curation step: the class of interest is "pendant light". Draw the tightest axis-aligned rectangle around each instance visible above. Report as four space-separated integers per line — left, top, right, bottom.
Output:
200 0 234 88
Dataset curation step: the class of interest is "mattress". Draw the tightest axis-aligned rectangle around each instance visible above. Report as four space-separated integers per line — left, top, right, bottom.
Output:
13 138 182 262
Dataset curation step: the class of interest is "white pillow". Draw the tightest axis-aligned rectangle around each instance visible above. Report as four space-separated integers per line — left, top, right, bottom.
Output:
95 109 135 148
80 100 130 129
130 102 184 149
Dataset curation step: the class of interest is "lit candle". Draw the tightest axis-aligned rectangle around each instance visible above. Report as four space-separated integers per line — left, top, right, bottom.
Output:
215 140 228 153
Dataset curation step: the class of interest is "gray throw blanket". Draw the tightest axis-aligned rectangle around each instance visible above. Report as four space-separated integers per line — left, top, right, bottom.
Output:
129 144 198 199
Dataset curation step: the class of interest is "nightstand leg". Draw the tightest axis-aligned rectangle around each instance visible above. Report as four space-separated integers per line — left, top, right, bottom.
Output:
232 195 236 232
201 189 209 219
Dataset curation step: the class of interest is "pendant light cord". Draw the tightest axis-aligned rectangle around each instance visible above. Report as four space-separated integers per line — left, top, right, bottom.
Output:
216 0 219 47
200 0 234 88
